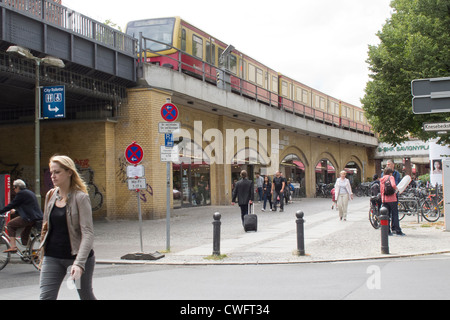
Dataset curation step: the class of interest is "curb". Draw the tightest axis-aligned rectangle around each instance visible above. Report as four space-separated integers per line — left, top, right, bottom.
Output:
96 250 450 266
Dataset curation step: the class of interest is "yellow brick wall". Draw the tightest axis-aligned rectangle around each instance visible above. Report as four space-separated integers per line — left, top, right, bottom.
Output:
0 121 112 219
0 88 375 220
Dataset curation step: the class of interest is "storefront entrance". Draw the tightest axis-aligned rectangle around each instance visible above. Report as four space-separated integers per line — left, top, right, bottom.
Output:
172 139 211 208
173 162 210 208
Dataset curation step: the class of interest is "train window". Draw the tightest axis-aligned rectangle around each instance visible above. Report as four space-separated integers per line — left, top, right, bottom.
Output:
229 55 237 74
206 41 214 65
181 29 186 52
320 97 326 110
281 81 288 97
126 18 175 51
295 87 302 102
218 48 224 67
302 90 309 104
272 76 278 93
192 35 203 59
256 68 263 86
248 64 256 83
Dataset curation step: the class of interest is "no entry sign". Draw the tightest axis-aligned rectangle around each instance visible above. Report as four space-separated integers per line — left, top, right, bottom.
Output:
125 142 144 165
161 103 179 122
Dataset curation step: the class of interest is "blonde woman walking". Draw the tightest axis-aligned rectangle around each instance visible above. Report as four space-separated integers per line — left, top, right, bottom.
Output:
334 170 353 221
39 155 96 300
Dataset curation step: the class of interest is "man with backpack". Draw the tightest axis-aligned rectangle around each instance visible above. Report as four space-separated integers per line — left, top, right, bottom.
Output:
380 167 405 236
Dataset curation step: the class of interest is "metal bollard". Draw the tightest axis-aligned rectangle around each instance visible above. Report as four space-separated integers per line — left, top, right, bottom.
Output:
380 206 389 254
296 211 305 256
212 212 221 256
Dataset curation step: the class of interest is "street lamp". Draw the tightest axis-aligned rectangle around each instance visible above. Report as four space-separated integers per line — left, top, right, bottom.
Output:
6 45 65 207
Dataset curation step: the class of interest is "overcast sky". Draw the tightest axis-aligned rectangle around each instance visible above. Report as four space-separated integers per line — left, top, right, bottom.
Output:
62 0 393 107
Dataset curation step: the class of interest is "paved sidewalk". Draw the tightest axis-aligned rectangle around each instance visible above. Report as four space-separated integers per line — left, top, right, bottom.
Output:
93 197 450 265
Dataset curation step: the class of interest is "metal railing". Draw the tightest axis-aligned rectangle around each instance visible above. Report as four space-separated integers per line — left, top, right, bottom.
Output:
0 0 137 56
139 34 374 136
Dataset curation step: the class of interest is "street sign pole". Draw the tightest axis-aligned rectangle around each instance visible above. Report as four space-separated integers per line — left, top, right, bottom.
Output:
137 189 143 253
160 99 179 252
121 142 164 261
166 161 170 252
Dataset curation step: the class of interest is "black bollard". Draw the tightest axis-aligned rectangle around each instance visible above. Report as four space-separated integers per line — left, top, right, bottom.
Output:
296 211 305 256
380 206 389 254
212 212 221 256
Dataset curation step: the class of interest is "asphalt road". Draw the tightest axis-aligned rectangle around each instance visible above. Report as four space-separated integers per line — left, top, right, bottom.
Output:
1 254 450 303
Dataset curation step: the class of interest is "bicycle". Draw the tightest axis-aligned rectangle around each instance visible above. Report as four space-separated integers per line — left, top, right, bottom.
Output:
369 194 381 229
421 186 443 223
0 212 42 271
355 182 371 197
397 187 442 223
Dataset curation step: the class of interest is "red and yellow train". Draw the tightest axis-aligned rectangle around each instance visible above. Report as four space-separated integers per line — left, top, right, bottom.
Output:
126 17 372 135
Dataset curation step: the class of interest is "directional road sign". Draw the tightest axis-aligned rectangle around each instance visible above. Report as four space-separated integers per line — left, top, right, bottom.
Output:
412 77 450 114
423 122 450 132
125 142 144 165
42 85 65 119
161 103 179 122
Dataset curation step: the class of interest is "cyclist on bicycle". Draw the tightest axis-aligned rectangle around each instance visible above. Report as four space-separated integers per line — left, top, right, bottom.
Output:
0 179 43 253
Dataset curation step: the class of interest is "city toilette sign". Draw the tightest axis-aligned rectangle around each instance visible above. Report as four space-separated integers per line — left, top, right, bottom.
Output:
42 85 65 119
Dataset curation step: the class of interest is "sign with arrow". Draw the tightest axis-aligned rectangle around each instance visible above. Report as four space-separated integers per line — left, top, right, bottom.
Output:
42 85 65 119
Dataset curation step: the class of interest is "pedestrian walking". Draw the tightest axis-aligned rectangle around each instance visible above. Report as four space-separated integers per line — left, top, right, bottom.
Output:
262 176 272 211
232 170 254 225
0 179 43 252
271 171 285 212
331 187 337 210
39 155 96 300
334 170 353 221
380 167 405 236
255 172 264 203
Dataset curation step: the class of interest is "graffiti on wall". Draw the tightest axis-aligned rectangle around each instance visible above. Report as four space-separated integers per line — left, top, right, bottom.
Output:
0 160 34 194
117 155 153 202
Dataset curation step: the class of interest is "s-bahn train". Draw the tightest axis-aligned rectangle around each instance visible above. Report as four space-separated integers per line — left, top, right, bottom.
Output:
126 17 372 135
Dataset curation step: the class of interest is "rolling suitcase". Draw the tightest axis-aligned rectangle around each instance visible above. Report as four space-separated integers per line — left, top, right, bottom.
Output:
243 203 257 232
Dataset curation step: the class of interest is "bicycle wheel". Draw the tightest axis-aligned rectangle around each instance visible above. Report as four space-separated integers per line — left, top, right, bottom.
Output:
369 206 380 229
397 202 406 221
0 237 11 271
29 234 41 271
421 200 440 223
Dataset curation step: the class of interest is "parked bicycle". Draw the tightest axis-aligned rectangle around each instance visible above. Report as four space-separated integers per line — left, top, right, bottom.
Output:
316 183 333 198
398 186 442 223
369 194 381 229
355 182 371 197
0 211 41 271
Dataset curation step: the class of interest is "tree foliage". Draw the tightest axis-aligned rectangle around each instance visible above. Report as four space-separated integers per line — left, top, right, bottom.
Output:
362 0 450 145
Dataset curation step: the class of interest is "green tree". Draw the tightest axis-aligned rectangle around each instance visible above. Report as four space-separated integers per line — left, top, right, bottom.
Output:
362 0 450 145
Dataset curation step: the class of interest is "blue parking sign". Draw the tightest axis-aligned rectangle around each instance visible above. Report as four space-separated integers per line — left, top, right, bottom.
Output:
42 86 65 119
165 133 174 147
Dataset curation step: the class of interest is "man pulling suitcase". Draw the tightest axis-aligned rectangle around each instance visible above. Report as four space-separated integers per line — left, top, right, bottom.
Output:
232 170 255 231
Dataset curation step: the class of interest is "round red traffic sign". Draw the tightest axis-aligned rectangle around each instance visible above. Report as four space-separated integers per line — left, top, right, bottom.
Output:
161 103 179 122
125 142 144 165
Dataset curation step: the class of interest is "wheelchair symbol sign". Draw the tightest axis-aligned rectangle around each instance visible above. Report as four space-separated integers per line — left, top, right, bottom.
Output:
42 85 65 119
